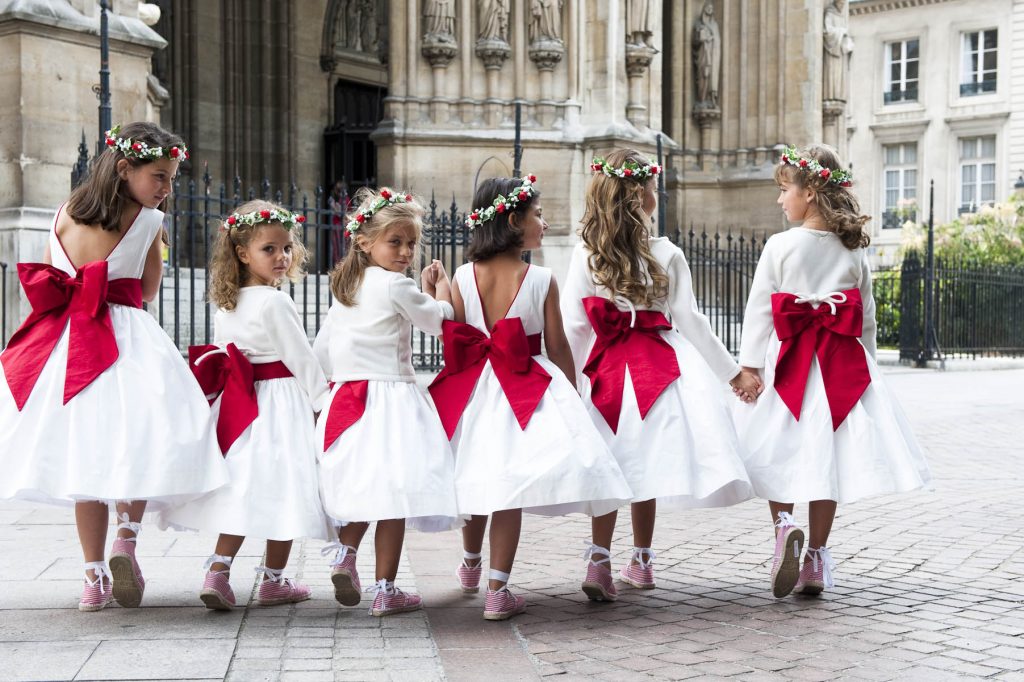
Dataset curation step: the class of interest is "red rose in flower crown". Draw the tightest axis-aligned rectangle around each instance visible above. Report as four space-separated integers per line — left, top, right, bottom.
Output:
345 187 419 235
590 157 661 181
223 207 306 232
778 146 853 187
104 124 190 162
464 174 540 229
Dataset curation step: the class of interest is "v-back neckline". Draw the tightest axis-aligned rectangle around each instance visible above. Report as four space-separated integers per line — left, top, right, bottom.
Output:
52 203 144 273
473 262 531 334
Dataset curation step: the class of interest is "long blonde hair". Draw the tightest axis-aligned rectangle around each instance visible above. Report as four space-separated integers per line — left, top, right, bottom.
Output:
329 188 424 306
208 199 309 310
774 144 871 250
579 148 668 307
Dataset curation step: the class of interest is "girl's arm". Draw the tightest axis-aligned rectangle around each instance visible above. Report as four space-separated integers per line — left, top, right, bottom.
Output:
451 276 466 324
543 275 576 385
312 313 332 378
737 237 778 370
390 274 454 335
665 246 740 383
858 250 878 360
263 293 331 412
140 232 164 303
559 245 596 386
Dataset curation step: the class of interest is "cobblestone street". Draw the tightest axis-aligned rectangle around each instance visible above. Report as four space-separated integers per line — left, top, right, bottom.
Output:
1 368 1022 681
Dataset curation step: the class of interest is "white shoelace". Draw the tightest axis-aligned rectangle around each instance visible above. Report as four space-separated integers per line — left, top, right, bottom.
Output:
806 547 837 588
116 512 141 543
84 561 112 593
255 565 295 587
583 542 612 566
320 542 357 568
365 578 404 614
203 553 234 573
775 510 798 530
793 291 848 315
629 547 655 569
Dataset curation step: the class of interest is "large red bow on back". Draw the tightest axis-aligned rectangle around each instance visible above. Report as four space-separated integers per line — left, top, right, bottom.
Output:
428 318 551 440
1 261 141 409
772 289 871 431
582 297 680 433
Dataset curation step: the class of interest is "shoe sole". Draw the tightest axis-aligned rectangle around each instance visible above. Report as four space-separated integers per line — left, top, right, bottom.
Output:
199 589 235 611
256 594 311 607
582 581 618 602
78 598 113 612
618 575 656 589
332 571 362 606
460 585 480 594
771 527 805 598
371 603 423 617
796 580 824 596
109 554 143 608
483 604 526 621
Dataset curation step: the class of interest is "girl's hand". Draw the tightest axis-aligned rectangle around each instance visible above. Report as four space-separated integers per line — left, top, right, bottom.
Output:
432 260 452 304
730 367 763 404
420 262 439 296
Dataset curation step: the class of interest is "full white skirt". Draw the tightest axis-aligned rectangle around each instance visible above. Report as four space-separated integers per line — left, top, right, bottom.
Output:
317 381 461 533
577 333 753 511
452 357 633 517
732 335 932 504
0 306 228 509
160 377 334 541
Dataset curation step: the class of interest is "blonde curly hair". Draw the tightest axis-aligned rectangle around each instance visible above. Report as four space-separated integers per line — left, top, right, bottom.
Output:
208 199 309 310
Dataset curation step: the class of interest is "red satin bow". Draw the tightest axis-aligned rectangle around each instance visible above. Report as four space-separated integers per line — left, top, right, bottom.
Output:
581 296 681 433
1 261 142 410
771 289 871 431
323 380 369 450
428 318 551 440
188 344 292 455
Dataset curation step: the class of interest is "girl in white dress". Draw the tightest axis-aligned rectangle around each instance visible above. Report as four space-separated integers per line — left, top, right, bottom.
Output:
315 188 460 617
0 122 228 611
561 149 758 602
428 175 632 620
161 200 333 610
735 144 931 598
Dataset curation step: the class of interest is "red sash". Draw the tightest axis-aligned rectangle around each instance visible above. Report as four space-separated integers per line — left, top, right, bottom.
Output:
428 318 551 440
322 380 369 450
1 261 142 409
771 289 871 431
188 343 293 455
581 297 681 433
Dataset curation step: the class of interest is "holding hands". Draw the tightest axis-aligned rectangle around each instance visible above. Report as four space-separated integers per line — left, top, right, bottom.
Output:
730 367 764 404
420 259 452 303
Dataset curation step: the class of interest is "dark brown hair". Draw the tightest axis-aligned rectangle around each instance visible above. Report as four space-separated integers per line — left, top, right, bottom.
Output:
465 177 540 261
209 199 309 310
66 121 185 232
774 144 871 250
580 148 668 307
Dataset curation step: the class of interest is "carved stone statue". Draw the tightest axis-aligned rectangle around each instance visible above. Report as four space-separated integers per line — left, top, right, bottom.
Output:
529 0 562 43
478 0 509 42
693 1 721 110
823 0 853 102
359 0 378 53
344 0 361 51
626 0 654 48
424 0 456 41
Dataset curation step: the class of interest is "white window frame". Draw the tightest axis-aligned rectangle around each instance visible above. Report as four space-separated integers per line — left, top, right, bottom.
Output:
958 136 997 213
960 29 997 96
881 143 918 228
883 38 919 104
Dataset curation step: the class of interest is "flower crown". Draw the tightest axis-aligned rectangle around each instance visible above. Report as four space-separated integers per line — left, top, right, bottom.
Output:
779 146 852 187
104 124 189 161
223 208 306 232
346 189 415 235
590 157 661 180
465 174 538 229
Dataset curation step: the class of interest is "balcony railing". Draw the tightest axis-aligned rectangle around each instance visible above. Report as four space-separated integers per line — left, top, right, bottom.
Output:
882 210 915 229
959 80 997 96
883 87 918 104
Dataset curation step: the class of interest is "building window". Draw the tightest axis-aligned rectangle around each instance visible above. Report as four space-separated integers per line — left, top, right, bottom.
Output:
960 29 997 96
883 39 919 104
958 136 996 214
882 143 917 229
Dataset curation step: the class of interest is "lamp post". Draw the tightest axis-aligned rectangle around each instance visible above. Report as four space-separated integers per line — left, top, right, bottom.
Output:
96 0 112 154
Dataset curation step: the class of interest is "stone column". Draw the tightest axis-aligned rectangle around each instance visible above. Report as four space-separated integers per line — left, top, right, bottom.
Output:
528 0 565 125
421 0 459 124
625 44 656 127
475 0 511 126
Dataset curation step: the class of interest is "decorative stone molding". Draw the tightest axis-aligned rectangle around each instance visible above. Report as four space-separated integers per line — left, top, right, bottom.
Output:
625 43 656 78
529 38 564 72
475 37 510 70
422 35 458 68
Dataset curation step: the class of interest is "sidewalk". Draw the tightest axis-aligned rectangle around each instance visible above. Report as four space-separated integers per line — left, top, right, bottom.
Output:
1 368 1022 681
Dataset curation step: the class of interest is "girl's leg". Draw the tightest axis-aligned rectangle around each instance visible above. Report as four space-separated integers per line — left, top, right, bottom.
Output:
258 539 311 606
591 511 617 553
200 534 245 611
210 534 246 572
487 508 521 591
328 522 370 607
629 499 656 564
768 501 803 598
339 522 370 552
457 515 488 592
583 511 619 601
769 501 796 535
75 501 108 579
373 519 405 582
114 500 147 540
263 540 293 572
807 500 837 550
109 500 149 608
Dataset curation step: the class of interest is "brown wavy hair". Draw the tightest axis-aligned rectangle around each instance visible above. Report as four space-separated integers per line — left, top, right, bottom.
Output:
579 148 668 307
329 188 424 306
208 199 309 310
66 121 184 232
774 144 871 250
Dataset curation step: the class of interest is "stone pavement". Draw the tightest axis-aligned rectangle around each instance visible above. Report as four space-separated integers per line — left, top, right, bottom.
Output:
0 368 1022 681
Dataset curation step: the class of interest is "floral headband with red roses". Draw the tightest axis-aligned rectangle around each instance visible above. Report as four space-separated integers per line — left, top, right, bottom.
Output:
465 174 538 229
223 208 306 233
590 157 661 180
345 189 416 235
779 146 853 187
104 124 189 161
